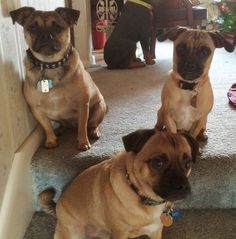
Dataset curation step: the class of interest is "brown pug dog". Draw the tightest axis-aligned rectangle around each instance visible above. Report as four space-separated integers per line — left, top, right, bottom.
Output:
156 27 235 141
39 129 198 239
10 7 107 150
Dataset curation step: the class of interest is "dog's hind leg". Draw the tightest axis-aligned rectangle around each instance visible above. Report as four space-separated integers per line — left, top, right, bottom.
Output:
88 100 107 139
54 221 85 239
104 39 145 69
150 225 163 239
111 230 128 239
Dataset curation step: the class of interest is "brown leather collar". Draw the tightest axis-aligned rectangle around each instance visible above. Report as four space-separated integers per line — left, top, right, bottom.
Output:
178 80 197 91
26 45 73 70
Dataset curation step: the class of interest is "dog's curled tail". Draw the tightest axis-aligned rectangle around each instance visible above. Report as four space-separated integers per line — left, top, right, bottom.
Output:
38 187 57 218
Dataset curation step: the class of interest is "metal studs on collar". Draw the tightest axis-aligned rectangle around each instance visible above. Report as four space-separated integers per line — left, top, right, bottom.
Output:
26 45 73 70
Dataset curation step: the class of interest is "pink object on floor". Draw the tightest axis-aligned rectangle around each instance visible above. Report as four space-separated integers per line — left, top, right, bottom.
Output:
228 83 236 106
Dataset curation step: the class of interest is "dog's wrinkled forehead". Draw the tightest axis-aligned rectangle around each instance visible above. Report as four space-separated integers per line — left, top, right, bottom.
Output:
175 30 214 50
122 129 199 162
24 11 67 28
142 132 192 157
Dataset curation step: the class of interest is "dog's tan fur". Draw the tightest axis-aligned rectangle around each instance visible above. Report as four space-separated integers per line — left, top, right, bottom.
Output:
39 130 198 239
10 7 107 150
156 27 235 140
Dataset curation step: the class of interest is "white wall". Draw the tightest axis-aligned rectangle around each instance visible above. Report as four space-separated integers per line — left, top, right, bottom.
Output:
72 0 95 66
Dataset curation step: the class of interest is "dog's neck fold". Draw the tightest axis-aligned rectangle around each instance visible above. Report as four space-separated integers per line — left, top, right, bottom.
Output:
26 44 73 70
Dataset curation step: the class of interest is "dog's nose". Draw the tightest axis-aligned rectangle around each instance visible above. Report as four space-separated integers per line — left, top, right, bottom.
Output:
184 62 196 71
42 33 54 40
176 183 190 192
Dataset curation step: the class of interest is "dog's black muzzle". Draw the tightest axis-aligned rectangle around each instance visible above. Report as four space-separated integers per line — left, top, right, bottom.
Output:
177 60 203 81
33 33 62 55
154 172 191 202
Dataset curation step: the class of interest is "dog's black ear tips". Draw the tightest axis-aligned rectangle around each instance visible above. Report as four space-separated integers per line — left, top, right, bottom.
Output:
157 26 188 42
9 7 35 25
209 32 235 53
55 7 80 26
122 129 156 153
181 133 199 163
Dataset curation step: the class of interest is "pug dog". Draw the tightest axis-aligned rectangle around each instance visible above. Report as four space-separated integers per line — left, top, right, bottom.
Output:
38 129 198 239
156 27 235 141
10 7 107 151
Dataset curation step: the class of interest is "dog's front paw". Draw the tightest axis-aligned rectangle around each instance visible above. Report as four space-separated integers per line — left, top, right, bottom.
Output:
145 59 155 65
90 128 101 140
44 139 58 149
78 141 91 151
196 129 208 142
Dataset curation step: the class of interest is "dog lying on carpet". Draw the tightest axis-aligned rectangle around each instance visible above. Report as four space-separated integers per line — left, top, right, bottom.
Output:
39 129 198 239
10 7 107 151
104 0 156 69
156 27 235 141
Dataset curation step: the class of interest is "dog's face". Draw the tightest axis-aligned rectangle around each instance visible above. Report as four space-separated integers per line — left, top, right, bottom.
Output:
123 129 199 202
10 7 80 58
173 30 215 81
158 27 235 81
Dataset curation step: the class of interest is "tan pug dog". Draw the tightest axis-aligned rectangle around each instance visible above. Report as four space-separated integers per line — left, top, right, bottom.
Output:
10 7 107 150
156 27 235 141
39 129 198 239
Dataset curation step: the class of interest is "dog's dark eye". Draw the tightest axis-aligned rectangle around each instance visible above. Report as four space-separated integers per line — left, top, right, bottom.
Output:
52 22 64 33
198 46 211 58
176 43 188 55
28 24 38 34
149 156 166 170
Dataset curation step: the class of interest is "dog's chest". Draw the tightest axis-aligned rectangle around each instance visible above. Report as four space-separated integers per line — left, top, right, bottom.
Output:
173 90 202 131
129 206 164 237
25 70 82 121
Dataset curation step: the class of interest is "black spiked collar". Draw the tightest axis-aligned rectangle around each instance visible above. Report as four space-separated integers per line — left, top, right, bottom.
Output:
26 45 73 70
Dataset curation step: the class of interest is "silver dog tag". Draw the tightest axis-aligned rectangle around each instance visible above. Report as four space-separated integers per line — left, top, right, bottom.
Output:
37 79 53 93
41 79 50 93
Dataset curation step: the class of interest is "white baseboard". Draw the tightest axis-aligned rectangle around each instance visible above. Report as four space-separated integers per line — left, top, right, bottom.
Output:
0 126 43 239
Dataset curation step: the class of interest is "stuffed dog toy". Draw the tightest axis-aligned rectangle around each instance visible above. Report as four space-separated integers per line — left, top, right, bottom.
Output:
39 129 198 239
156 27 235 141
10 7 107 151
104 0 155 69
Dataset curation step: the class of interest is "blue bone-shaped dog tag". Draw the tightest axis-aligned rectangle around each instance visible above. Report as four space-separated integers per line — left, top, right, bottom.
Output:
170 208 181 220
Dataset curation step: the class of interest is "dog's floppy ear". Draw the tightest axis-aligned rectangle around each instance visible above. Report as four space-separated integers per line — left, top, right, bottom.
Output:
122 129 156 153
10 7 35 26
209 32 235 52
55 7 80 26
158 26 188 42
181 133 199 163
